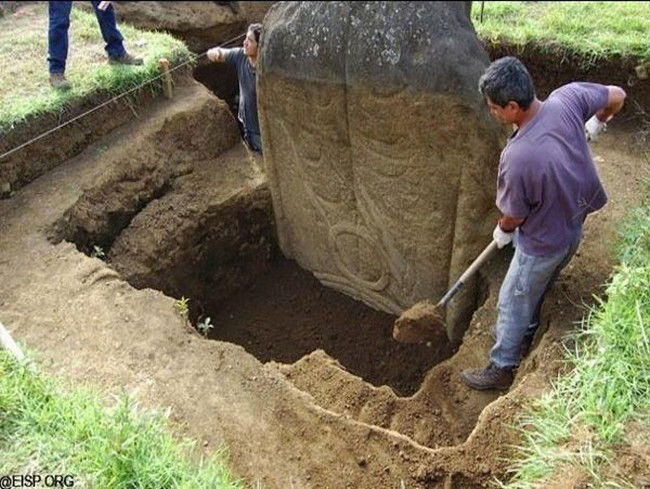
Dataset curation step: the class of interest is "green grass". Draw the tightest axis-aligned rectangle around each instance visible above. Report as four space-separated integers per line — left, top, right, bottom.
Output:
473 2 650 63
0 3 194 133
500 174 650 487
0 351 242 489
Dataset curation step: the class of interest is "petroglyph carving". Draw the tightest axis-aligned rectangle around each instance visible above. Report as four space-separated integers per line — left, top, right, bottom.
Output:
259 2 503 341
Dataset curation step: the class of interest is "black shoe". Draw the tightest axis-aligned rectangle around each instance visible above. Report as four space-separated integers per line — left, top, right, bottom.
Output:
461 362 514 391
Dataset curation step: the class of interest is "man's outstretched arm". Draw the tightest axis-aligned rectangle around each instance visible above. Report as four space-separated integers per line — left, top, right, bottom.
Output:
595 85 627 122
206 47 228 63
585 85 626 141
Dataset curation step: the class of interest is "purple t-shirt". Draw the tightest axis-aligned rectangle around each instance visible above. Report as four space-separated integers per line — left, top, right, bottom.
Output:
496 82 609 256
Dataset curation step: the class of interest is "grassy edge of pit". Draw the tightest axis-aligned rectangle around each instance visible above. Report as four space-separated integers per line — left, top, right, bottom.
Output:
499 176 650 489
0 349 243 489
0 4 195 134
472 2 650 65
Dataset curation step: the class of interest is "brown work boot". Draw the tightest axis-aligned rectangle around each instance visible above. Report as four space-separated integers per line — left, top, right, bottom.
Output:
108 52 143 66
461 362 514 391
50 73 72 90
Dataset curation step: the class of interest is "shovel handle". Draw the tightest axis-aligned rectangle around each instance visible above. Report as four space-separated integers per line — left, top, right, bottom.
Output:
436 240 499 308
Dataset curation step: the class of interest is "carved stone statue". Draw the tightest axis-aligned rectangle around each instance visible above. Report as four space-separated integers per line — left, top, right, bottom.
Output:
258 1 503 342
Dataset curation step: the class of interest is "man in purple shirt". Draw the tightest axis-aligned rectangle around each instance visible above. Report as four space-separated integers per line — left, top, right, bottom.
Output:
461 56 626 390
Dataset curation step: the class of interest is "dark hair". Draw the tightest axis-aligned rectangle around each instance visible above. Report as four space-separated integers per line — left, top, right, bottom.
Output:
248 23 262 44
478 56 536 109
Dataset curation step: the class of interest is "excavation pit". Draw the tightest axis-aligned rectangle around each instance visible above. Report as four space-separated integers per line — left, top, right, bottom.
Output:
41 84 503 457
203 256 454 396
3 3 648 487
53 171 454 397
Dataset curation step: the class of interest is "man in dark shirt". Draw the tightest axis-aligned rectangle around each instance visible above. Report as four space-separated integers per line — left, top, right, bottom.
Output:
207 23 263 154
461 56 626 391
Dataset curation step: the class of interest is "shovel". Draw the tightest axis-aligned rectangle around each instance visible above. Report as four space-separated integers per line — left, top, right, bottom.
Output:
393 240 499 343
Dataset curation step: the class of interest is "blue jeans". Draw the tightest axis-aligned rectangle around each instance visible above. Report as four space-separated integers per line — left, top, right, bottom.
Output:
48 1 126 74
244 130 262 154
490 229 582 368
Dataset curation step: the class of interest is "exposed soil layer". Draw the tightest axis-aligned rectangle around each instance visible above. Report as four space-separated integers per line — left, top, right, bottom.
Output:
485 42 650 118
206 257 454 396
0 69 192 198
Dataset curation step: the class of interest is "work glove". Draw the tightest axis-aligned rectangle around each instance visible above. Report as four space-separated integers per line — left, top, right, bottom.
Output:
585 115 606 142
493 224 513 249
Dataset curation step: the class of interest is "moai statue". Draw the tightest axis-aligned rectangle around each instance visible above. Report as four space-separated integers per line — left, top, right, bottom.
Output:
258 1 504 343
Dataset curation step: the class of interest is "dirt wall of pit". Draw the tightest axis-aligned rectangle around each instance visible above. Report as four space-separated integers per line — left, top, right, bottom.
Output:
485 43 649 118
0 70 193 197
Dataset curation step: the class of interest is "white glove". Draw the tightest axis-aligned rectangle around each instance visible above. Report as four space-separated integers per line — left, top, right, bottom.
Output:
97 1 112 11
585 115 606 142
493 225 513 249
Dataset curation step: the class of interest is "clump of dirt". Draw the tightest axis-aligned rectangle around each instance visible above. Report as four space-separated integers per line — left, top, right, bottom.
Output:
392 300 446 344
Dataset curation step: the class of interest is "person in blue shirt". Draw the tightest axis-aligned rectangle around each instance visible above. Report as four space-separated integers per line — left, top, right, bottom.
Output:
207 24 263 154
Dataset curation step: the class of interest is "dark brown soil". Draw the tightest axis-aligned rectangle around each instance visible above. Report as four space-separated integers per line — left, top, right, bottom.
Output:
206 257 454 396
193 57 240 117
